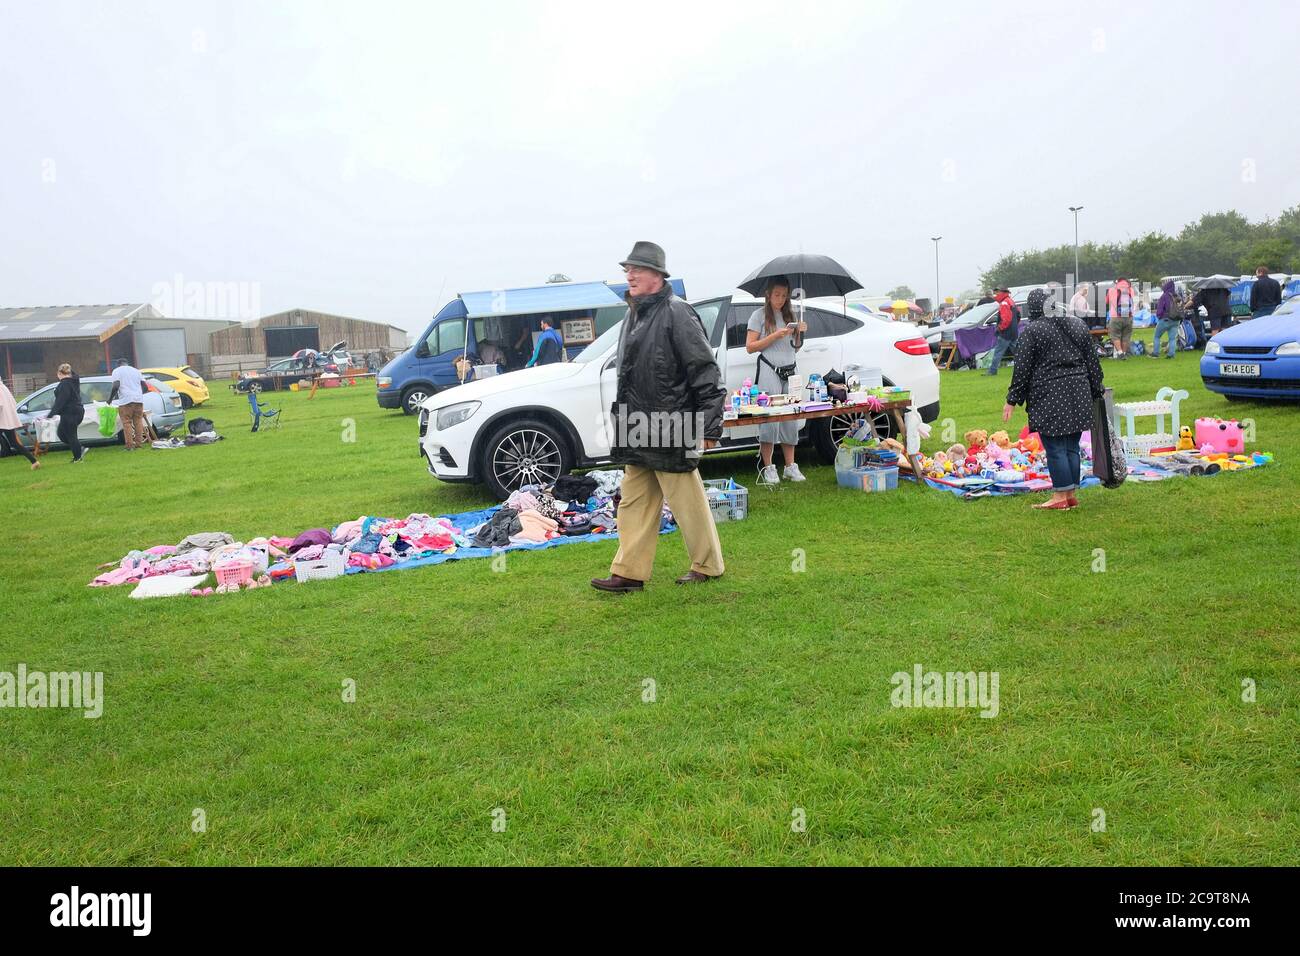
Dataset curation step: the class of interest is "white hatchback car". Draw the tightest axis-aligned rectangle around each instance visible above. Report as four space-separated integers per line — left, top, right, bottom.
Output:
419 292 941 498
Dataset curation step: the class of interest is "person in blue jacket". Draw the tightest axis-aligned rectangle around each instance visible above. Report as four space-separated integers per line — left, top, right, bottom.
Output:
525 317 564 367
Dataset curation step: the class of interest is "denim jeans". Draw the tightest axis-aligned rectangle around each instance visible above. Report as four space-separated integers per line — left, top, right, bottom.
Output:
1153 318 1179 357
1042 432 1083 492
986 335 1015 374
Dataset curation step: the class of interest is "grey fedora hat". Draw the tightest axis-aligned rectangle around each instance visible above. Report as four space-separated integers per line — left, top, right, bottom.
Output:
619 241 670 278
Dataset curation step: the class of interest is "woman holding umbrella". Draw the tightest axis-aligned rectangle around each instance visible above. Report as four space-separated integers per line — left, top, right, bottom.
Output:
746 276 808 484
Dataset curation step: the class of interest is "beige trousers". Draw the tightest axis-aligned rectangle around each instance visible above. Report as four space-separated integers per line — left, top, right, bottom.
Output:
609 464 725 582
119 402 147 449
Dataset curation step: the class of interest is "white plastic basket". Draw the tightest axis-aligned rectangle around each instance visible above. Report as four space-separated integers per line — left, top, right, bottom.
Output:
294 548 346 583
1121 433 1175 457
703 478 748 523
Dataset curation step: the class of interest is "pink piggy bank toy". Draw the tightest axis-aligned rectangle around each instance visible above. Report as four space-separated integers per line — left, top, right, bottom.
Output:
1194 418 1244 455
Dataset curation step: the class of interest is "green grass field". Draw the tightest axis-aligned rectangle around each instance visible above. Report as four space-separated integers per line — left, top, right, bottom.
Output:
2 335 1297 866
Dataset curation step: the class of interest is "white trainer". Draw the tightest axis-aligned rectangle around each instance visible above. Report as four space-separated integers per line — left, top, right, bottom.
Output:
759 464 780 485
783 463 806 482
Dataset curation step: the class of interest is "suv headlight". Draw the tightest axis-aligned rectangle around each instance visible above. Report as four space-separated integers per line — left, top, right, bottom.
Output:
377 376 392 389
1205 341 1222 354
1275 341 1300 356
436 401 480 430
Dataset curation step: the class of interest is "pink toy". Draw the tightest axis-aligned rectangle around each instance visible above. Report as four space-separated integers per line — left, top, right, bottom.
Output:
1195 417 1244 454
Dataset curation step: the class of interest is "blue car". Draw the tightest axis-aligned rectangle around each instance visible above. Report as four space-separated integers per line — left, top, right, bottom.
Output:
1201 296 1300 400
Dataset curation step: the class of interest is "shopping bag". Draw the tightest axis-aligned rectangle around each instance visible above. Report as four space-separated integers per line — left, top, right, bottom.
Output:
1090 387 1127 489
97 405 118 437
35 416 60 444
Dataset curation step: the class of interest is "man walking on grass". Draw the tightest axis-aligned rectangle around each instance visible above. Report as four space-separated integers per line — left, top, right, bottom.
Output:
109 357 148 450
591 241 726 593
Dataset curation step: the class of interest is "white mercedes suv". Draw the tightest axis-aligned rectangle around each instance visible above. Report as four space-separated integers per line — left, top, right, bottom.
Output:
419 292 941 499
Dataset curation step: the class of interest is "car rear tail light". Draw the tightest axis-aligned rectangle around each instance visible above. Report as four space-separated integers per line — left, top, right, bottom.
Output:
894 337 932 356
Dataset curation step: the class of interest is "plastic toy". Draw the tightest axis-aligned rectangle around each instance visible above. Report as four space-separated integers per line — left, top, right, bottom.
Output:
1194 417 1244 455
1017 426 1044 453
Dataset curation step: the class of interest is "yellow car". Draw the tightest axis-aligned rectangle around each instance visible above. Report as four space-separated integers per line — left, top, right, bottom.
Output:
142 366 210 409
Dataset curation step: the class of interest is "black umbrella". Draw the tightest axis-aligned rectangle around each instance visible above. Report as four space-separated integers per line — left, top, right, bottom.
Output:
738 254 864 299
1193 275 1236 291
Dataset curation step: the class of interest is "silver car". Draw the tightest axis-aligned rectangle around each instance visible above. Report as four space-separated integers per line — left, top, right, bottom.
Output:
14 374 186 449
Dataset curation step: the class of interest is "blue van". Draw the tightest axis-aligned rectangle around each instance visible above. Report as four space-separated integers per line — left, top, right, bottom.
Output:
377 278 686 413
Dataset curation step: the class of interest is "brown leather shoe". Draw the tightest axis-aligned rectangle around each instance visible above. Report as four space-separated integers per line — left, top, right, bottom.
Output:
675 570 721 585
590 574 644 593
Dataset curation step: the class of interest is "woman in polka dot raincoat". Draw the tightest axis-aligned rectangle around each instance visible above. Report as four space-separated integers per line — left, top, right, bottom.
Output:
1002 288 1105 511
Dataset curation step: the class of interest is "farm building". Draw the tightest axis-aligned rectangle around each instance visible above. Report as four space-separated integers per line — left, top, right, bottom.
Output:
0 304 236 394
207 308 410 376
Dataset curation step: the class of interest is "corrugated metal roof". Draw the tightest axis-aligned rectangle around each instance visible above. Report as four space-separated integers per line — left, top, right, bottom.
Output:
0 304 149 342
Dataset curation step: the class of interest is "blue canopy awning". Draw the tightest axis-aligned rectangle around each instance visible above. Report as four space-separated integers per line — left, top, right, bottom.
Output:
460 282 625 319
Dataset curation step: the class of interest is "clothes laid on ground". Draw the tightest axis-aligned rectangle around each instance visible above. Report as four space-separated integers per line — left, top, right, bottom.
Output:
551 474 598 502
88 470 681 591
152 430 223 448
473 509 522 548
176 532 234 554
512 509 559 543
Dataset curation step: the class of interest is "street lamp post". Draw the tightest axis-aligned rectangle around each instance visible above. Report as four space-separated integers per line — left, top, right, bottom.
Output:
1068 206 1083 289
930 236 942 318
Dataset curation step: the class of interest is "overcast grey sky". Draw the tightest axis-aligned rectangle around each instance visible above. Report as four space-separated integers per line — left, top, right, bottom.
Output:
3 0 1296 331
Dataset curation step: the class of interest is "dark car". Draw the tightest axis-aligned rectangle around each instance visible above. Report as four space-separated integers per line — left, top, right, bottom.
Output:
236 341 351 393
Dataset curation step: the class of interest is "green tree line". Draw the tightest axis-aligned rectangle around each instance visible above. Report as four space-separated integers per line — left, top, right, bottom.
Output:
979 206 1300 291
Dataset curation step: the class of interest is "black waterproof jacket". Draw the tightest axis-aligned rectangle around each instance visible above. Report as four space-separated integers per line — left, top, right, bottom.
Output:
1005 315 1104 437
49 375 85 425
1250 275 1282 312
610 285 725 472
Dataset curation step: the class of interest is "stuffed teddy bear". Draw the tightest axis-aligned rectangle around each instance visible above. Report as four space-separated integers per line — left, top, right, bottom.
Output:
964 429 988 456
947 443 966 461
987 430 1012 462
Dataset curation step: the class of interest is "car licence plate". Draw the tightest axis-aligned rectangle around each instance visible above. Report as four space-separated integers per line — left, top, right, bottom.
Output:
1220 363 1260 377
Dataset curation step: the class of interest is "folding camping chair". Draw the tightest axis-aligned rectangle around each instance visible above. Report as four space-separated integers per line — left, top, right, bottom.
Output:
248 390 282 432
